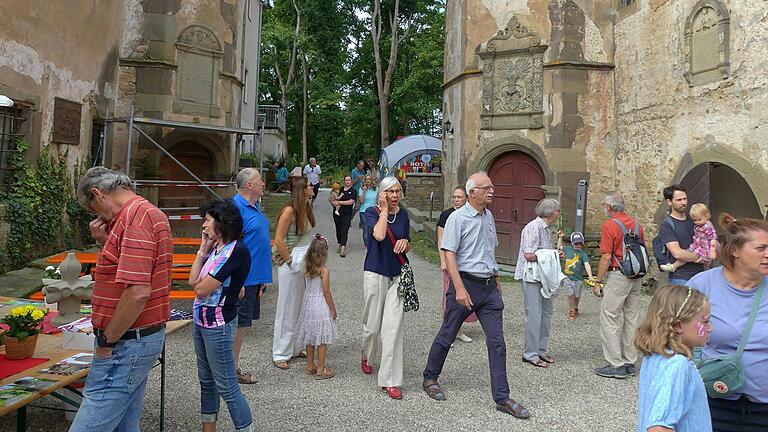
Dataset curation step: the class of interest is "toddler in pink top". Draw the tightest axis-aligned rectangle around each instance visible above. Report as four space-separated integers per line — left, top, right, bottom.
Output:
661 203 719 272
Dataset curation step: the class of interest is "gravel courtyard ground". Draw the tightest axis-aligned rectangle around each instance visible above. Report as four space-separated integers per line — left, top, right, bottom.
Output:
3 190 650 431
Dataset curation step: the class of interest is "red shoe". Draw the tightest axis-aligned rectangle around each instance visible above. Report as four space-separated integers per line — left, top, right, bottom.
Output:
382 386 402 399
361 352 373 375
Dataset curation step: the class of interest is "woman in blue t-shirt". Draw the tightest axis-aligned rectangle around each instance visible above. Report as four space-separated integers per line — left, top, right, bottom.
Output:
687 214 768 431
189 200 252 432
358 175 378 252
360 176 410 400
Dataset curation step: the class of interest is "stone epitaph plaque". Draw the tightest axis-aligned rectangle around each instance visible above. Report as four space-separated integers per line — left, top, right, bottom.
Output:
53 98 82 145
478 17 546 130
176 26 222 112
684 0 730 87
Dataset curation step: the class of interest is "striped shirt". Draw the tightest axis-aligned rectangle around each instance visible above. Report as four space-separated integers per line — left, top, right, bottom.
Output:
92 196 172 330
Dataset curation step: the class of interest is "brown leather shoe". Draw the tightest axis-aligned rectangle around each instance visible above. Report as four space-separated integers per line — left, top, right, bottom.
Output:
422 379 446 401
496 399 530 419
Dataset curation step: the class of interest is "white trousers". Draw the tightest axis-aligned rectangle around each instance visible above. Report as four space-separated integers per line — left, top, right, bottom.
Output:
272 246 309 361
362 271 404 387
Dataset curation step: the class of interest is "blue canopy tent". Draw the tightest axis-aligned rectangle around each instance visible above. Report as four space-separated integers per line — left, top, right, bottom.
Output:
378 135 442 179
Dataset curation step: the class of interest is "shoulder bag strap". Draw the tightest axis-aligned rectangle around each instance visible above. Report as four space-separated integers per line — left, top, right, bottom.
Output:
735 280 766 359
611 218 628 268
374 207 406 265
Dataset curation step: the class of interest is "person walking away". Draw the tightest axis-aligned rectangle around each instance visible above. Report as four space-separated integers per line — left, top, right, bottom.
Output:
303 157 322 205
69 167 172 431
295 234 338 380
358 175 378 253
330 175 357 257
593 191 646 379
437 186 476 343
634 285 713 432
422 172 530 419
272 176 316 370
231 168 272 384
657 185 704 284
558 231 594 320
660 202 719 273
514 198 562 368
189 200 253 432
360 176 411 400
687 214 768 431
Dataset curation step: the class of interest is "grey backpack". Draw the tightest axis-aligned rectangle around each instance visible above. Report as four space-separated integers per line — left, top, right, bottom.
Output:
612 219 649 279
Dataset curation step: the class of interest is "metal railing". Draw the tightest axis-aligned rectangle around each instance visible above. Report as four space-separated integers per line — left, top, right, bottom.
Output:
0 107 24 189
258 105 285 130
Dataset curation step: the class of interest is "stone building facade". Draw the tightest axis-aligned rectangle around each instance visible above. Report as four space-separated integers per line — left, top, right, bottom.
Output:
0 0 259 193
443 0 767 265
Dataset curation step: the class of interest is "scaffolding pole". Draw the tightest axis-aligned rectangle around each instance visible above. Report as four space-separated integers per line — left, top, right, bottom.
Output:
125 105 134 175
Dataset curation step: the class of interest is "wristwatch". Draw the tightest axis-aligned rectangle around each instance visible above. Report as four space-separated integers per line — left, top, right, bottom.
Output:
96 331 118 348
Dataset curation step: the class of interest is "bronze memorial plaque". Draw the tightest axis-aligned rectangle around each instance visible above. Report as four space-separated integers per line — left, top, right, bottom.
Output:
53 98 82 145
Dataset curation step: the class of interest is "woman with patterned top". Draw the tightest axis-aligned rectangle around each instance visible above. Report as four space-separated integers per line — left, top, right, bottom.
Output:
189 200 252 432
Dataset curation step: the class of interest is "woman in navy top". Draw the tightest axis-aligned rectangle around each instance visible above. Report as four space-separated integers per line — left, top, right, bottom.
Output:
189 200 252 432
360 176 410 400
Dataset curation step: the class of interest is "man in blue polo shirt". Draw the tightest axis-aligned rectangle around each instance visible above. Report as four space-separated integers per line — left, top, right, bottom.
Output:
232 168 272 384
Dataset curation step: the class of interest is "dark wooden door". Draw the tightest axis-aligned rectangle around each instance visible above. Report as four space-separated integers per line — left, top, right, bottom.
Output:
488 152 545 264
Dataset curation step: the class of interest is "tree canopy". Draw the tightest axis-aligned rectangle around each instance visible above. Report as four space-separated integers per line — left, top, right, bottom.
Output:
259 0 445 170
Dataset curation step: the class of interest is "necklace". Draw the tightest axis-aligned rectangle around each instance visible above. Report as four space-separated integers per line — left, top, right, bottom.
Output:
387 211 397 224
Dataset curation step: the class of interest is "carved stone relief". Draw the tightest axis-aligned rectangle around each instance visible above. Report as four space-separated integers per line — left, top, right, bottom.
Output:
478 16 546 130
175 26 223 116
684 0 730 87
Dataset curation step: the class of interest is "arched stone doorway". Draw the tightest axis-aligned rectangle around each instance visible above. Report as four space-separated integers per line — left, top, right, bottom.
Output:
680 162 762 221
488 151 545 264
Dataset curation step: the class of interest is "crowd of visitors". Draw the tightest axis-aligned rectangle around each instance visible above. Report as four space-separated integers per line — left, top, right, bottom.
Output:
71 161 767 431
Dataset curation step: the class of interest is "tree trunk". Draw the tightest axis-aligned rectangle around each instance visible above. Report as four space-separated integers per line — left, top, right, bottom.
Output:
301 52 308 165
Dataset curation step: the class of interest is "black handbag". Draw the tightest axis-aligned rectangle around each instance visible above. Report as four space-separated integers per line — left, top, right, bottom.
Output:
382 213 419 313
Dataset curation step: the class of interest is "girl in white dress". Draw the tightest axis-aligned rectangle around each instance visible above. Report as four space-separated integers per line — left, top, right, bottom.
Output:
295 234 338 379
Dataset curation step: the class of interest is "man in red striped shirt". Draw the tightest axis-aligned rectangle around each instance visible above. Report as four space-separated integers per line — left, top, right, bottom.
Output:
69 167 172 432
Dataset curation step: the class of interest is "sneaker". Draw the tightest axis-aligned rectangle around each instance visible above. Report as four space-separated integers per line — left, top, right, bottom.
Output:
594 364 628 379
659 263 675 272
623 363 637 376
455 333 473 343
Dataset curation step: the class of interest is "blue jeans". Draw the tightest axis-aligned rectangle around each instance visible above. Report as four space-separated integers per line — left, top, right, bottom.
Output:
69 330 165 432
669 278 689 286
193 320 252 431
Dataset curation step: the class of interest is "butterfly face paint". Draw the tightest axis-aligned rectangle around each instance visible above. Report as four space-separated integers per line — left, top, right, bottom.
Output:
696 321 707 337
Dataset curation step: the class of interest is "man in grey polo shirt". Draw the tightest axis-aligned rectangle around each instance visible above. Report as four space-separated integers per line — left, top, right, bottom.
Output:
422 171 530 420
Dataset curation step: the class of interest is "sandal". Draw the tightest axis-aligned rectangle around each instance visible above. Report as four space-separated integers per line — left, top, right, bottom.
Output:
315 367 335 380
539 353 555 364
236 368 258 384
521 357 549 368
422 379 446 401
305 366 317 375
294 350 308 359
272 360 289 370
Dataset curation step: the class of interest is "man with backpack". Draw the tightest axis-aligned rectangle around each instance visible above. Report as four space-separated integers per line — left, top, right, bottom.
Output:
654 184 704 284
593 192 647 379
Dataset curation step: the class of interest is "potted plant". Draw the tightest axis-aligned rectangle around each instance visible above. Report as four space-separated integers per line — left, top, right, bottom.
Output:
2 305 47 359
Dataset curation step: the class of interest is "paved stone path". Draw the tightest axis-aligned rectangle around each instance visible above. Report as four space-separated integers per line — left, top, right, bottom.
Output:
2 190 649 431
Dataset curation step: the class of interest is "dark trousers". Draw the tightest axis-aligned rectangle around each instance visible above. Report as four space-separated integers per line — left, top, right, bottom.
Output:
709 396 768 432
423 274 510 404
333 211 353 246
311 183 320 202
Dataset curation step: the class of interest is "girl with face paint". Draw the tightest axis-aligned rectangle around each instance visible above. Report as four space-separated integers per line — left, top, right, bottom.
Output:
633 285 713 432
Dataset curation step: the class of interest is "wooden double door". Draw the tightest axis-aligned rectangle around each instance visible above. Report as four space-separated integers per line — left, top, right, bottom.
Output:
488 152 545 264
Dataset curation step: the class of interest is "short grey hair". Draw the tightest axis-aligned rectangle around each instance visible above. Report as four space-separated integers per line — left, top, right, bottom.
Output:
465 171 488 194
76 166 134 208
235 168 259 189
535 198 561 218
378 175 400 192
604 191 625 212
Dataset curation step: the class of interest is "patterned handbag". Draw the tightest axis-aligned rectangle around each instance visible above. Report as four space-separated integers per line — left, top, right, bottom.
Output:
384 223 419 312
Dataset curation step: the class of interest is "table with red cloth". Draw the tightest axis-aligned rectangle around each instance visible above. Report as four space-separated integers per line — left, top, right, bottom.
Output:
0 297 189 432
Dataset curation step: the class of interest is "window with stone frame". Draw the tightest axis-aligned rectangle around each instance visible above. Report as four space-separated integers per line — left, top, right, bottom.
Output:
619 0 635 7
0 106 25 190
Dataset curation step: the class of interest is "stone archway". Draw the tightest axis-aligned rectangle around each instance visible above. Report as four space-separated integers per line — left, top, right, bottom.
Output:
680 163 762 221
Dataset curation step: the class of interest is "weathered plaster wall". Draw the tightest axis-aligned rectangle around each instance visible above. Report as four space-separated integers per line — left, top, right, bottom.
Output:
0 0 124 166
612 0 768 231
